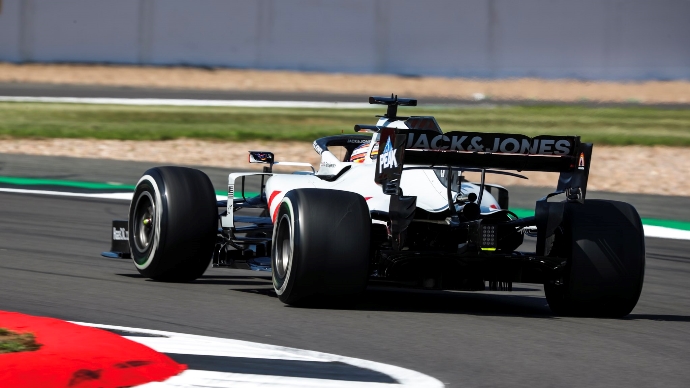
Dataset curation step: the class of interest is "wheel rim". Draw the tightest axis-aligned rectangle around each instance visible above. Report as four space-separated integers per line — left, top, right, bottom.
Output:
275 214 292 279
133 191 155 253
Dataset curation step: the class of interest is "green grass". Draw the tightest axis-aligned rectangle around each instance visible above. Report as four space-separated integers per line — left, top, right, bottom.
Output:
0 102 689 146
0 328 41 354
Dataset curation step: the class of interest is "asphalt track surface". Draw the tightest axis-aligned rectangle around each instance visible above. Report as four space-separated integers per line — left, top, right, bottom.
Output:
0 82 444 105
0 154 689 387
4 82 690 109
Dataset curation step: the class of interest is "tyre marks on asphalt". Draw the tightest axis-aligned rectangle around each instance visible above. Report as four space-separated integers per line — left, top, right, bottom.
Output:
74 322 444 388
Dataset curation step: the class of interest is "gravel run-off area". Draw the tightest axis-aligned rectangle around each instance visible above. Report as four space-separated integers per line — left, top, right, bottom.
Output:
1 63 689 196
1 138 688 196
2 63 690 104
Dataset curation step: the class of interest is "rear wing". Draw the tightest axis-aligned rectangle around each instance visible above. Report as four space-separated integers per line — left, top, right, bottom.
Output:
369 95 417 121
375 128 593 201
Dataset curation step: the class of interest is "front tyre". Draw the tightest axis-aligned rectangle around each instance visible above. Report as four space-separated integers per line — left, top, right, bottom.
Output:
129 167 217 282
272 189 371 305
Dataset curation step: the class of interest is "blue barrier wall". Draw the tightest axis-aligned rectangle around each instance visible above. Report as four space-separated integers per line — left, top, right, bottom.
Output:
1 0 688 80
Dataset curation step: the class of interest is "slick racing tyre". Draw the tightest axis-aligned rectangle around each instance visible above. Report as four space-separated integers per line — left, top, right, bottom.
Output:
544 200 645 317
129 166 217 282
272 189 371 305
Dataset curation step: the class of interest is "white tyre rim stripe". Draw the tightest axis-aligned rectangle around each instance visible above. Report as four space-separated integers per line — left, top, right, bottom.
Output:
274 197 295 296
131 175 163 270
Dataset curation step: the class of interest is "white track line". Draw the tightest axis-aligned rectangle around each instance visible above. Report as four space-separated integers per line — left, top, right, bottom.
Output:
642 225 690 241
2 187 688 240
73 322 444 388
0 187 134 200
0 96 373 109
139 371 410 388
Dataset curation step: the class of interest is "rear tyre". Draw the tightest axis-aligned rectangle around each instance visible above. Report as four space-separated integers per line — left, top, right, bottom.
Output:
544 200 645 317
272 189 371 305
129 166 217 282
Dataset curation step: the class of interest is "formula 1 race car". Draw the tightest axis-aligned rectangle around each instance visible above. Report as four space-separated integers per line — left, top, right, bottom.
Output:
103 96 645 317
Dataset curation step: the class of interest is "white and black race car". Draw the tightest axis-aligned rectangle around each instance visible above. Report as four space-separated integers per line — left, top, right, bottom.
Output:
104 96 645 317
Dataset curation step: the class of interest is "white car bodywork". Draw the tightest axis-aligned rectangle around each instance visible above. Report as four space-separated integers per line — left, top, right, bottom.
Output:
221 117 500 228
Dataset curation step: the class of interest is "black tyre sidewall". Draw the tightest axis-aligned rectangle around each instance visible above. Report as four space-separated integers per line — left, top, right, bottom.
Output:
546 199 646 317
129 167 217 282
129 169 168 278
272 200 298 296
272 189 371 305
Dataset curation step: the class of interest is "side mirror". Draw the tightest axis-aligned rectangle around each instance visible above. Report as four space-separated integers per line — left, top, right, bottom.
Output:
248 151 274 164
248 151 274 173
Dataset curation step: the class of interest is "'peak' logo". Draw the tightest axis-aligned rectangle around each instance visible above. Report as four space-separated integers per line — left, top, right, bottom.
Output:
379 137 398 173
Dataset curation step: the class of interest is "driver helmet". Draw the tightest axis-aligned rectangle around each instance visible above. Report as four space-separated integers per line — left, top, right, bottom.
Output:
349 141 380 163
